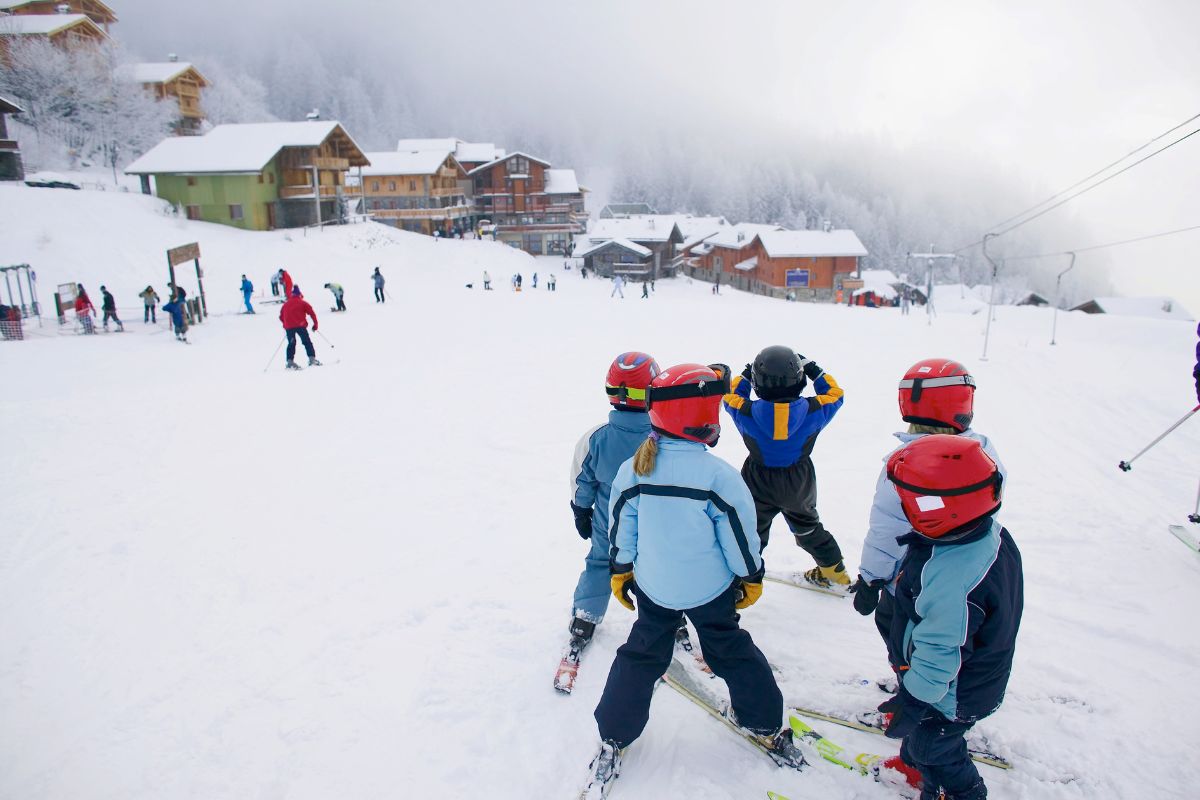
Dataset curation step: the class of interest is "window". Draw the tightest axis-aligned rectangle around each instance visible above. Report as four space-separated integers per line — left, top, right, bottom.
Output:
229 204 244 221
522 233 543 254
389 181 397 192
373 181 380 192
714 256 723 271
185 205 201 220
186 176 197 187
409 180 416 191
257 174 264 184
510 156 530 174
268 172 275 184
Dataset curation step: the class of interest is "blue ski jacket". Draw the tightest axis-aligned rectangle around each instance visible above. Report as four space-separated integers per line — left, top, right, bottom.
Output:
890 517 1023 722
860 430 1006 588
161 300 184 326
722 372 844 467
241 278 253 294
608 438 761 610
570 409 653 540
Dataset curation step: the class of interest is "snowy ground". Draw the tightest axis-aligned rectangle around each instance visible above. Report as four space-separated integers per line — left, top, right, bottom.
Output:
2 184 1199 800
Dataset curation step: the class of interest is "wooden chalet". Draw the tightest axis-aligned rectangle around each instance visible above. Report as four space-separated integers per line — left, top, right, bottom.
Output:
599 202 657 219
574 238 656 278
1015 292 1049 307
0 94 23 181
0 0 117 30
395 138 505 172
358 149 471 235
687 223 784 290
126 121 370 231
468 152 586 255
0 11 107 64
574 216 685 278
115 60 209 135
709 230 869 301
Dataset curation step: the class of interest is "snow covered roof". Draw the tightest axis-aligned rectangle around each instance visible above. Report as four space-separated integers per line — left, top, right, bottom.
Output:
586 217 683 244
853 275 899 299
393 138 505 165
756 230 868 258
361 150 458 177
574 238 652 259
544 168 581 195
734 255 758 271
0 12 102 36
0 94 23 114
1071 296 1194 320
859 269 903 286
467 151 552 176
126 121 370 175
114 62 208 86
705 223 785 250
600 202 657 218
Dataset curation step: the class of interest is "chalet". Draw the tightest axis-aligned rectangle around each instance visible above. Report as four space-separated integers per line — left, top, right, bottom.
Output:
0 11 107 64
396 138 504 172
125 121 370 231
0 94 23 181
575 216 685 278
688 222 785 290
574 239 655 278
468 152 586 255
1015 292 1049 307
115 60 209 135
599 202 657 219
0 0 117 30
1070 296 1193 320
358 149 470 235
737 230 868 301
850 269 923 307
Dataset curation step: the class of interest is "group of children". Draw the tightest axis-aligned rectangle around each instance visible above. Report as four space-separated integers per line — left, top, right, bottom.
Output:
568 348 1023 800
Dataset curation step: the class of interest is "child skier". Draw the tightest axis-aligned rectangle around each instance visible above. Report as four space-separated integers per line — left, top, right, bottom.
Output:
161 296 187 342
74 285 96 334
99 286 124 331
851 359 1006 676
324 282 346 312
139 285 159 323
241 275 255 314
722 346 848 588
279 286 320 369
878 434 1023 800
565 353 660 654
587 363 803 789
372 267 386 302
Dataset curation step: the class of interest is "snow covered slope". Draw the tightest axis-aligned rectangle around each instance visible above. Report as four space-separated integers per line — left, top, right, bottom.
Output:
2 184 1199 800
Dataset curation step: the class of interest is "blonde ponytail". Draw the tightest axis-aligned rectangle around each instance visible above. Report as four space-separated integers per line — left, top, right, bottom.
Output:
633 436 659 476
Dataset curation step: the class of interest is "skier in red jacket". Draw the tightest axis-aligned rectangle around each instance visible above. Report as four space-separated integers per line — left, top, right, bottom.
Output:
278 269 295 300
279 286 320 369
74 285 97 334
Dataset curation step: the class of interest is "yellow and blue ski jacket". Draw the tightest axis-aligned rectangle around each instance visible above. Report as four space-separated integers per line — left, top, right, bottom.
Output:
722 372 844 467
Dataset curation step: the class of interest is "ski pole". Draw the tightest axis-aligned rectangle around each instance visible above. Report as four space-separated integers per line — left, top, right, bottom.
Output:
316 330 336 349
1118 404 1200 471
262 336 285 372
1190 476 1200 524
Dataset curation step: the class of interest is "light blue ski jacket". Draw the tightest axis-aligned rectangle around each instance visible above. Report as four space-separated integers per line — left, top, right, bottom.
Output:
608 439 761 610
859 430 1006 588
570 409 653 540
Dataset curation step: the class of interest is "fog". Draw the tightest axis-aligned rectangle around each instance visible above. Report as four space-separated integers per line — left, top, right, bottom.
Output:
110 0 1200 309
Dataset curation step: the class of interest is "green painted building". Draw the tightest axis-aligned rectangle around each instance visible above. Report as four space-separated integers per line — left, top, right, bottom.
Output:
126 121 370 231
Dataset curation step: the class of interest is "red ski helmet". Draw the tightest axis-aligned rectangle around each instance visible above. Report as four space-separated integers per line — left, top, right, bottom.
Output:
606 352 661 409
898 358 976 432
886 435 1002 539
646 363 730 445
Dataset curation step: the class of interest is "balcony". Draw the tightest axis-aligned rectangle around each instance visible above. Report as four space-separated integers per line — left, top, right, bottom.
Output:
279 185 342 200
370 204 472 220
0 139 18 152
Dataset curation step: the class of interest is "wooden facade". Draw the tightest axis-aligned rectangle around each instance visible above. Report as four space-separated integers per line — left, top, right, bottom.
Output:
0 13 107 65
0 0 117 29
147 66 207 133
469 152 585 255
360 153 472 235
0 94 23 181
690 230 866 301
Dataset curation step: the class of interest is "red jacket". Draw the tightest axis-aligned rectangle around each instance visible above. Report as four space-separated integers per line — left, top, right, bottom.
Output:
74 293 95 314
280 296 317 330
280 271 294 298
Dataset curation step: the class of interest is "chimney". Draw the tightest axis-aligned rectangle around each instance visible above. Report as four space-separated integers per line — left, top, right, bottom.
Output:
736 231 745 243
305 108 321 121
647 218 655 229
56 3 70 12
823 219 833 232
167 53 179 63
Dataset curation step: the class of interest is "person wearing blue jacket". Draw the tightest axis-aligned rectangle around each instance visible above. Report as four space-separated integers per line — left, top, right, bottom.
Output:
161 298 187 342
852 359 1005 676
566 352 660 645
240 275 255 314
590 363 802 777
723 345 848 588
878 434 1022 800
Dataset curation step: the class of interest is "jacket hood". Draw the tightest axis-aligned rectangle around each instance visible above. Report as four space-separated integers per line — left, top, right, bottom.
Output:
608 408 652 433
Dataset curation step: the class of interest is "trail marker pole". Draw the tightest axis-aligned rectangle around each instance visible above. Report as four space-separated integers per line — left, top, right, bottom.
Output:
980 234 1000 361
1050 251 1076 346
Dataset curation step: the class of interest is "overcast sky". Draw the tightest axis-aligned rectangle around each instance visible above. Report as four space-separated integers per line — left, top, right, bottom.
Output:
114 0 1200 311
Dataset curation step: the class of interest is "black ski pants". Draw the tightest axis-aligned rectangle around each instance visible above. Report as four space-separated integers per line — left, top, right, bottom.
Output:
594 583 782 748
285 327 315 361
900 715 986 800
875 589 902 669
335 295 346 311
374 287 385 302
741 457 843 567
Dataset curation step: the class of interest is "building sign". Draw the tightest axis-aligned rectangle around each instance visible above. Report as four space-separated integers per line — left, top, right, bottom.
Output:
840 277 864 292
167 242 201 267
785 269 810 288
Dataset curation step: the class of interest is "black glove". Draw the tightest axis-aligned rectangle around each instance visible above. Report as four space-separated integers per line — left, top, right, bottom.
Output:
570 502 593 540
878 684 929 740
850 575 885 616
1193 365 1199 403
801 357 823 381
741 363 754 382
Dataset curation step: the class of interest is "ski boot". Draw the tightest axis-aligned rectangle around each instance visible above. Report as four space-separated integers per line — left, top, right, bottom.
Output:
580 739 622 799
286 360 302 370
802 561 851 591
308 357 322 367
569 616 596 644
750 724 808 770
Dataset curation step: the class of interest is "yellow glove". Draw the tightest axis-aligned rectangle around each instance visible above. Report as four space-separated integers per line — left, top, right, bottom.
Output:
611 570 636 611
735 578 763 610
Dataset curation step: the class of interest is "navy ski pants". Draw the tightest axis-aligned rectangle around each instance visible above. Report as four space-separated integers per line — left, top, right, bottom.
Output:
594 583 782 748
285 327 315 361
900 715 986 799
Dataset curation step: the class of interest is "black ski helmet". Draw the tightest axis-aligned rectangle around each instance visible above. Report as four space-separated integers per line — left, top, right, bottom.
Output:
752 345 805 400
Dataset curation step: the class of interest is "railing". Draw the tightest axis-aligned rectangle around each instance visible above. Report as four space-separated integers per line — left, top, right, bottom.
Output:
279 185 342 200
0 139 18 152
369 204 472 220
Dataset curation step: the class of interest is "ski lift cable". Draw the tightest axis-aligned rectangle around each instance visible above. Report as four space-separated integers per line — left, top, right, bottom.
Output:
1002 223 1200 261
953 121 1200 253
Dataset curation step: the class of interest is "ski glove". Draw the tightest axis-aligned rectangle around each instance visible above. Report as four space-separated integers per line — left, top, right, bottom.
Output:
610 563 636 611
570 502 593 540
741 363 754 383
734 565 765 610
879 684 929 740
799 357 823 381
850 575 885 616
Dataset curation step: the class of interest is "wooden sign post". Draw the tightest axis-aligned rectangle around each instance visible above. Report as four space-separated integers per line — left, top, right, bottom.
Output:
166 242 206 320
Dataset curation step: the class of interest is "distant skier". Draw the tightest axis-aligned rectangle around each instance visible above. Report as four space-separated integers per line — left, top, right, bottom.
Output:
278 269 294 299
532 272 538 289
723 346 849 589
713 274 721 295
548 274 556 292
270 271 281 298
483 270 492 290
851 359 1006 680
241 274 255 314
1193 321 1199 402
279 286 320 369
516 273 523 290
324 282 346 312
99 286 124 331
588 363 804 786
139 285 159 323
611 274 624 298
581 266 588 279
74 285 96 334
877 434 1022 800
372 267 386 303
641 280 649 299
565 353 660 656
161 296 188 342
900 287 912 315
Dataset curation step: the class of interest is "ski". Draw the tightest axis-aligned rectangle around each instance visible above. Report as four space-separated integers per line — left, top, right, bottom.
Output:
578 740 622 799
788 706 1011 770
763 570 847 598
662 657 806 770
788 714 882 774
1168 524 1200 553
674 625 714 676
554 635 589 694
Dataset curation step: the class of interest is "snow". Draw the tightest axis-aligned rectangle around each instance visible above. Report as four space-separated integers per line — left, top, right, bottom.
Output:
854 269 904 300
3 182 1200 800
930 283 989 314
573 237 652 259
114 62 205 86
704 222 785 250
757 229 868 258
466 151 551 176
360 150 454 177
733 254 758 271
544 168 580 195
0 93 25 114
1074 296 1194 321
0 12 93 35
125 122 365 176
585 216 684 243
